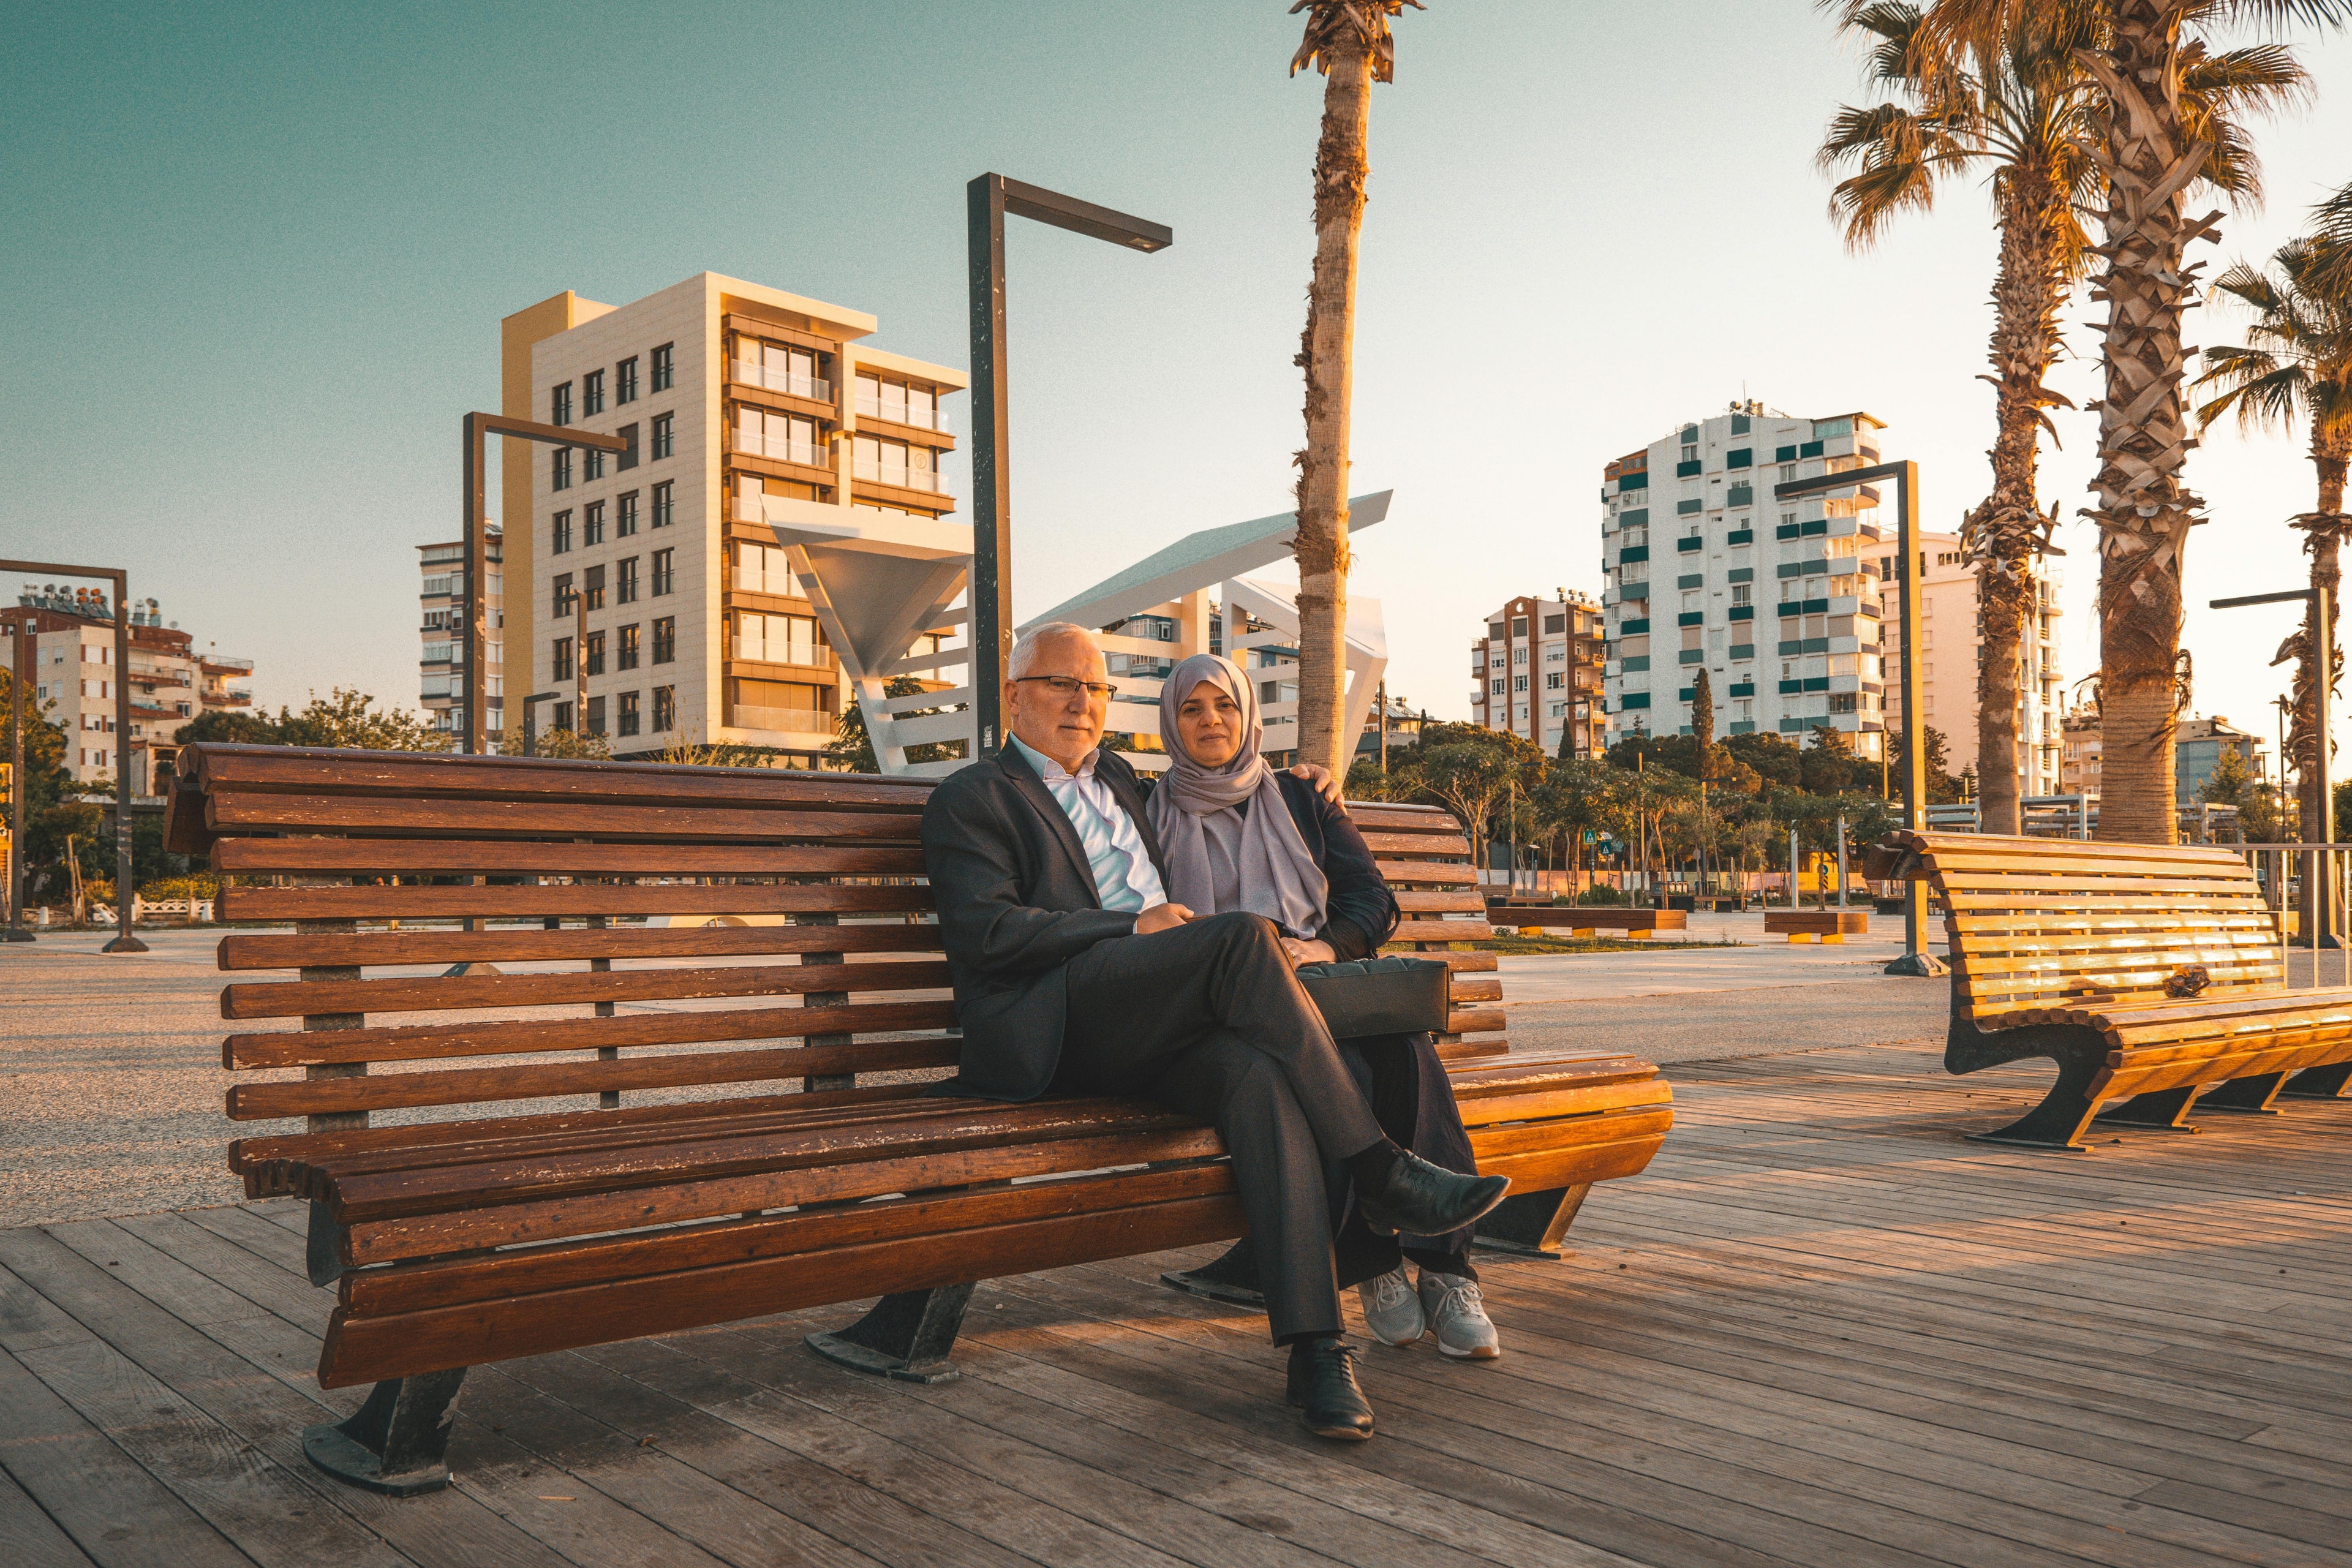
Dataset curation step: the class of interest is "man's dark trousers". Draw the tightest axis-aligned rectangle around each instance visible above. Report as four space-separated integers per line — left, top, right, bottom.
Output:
1054 910 1384 1343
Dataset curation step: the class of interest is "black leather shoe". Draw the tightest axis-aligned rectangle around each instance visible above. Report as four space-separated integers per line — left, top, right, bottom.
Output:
1286 1336 1373 1440
1355 1149 1510 1238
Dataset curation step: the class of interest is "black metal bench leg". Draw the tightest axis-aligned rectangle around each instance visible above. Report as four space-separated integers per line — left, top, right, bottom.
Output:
2094 1085 2204 1132
306 1200 347 1286
1472 1183 1591 1259
1161 1237 1267 1306
2280 1063 2352 1100
303 1369 467 1496
806 1285 973 1384
2195 1072 2288 1114
1946 1017 2108 1152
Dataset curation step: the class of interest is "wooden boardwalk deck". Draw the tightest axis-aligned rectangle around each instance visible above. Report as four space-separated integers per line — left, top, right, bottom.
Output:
3 1040 2347 1568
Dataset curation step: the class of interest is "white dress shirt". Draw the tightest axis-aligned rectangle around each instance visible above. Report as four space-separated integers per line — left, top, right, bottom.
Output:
1009 734 1168 914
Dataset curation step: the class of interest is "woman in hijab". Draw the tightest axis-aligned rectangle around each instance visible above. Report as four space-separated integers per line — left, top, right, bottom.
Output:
1146 652 1501 1360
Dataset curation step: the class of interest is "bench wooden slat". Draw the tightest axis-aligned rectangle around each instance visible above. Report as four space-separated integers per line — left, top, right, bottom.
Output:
208 793 925 842
221 959 952 1020
223 997 958 1069
1395 889 1487 914
227 1032 962 1120
1356 831 1471 856
219 883 937 921
1373 860 1477 886
216 924 946 971
187 744 933 810
212 839 930 877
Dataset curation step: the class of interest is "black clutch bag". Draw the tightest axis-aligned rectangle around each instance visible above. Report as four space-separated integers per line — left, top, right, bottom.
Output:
1294 956 1451 1039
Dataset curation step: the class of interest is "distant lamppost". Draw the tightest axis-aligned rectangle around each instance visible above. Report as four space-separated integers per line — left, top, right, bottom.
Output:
1772 461 1942 977
6 611 33 941
518 691 562 757
2215 586 2334 943
1 559 144 951
967 173 1172 756
460 414 628 756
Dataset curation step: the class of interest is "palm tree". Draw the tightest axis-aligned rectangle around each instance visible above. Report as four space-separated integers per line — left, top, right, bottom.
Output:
1286 0 1419 775
2195 238 2352 846
1820 0 2305 837
1901 0 2342 842
1820 2 2101 835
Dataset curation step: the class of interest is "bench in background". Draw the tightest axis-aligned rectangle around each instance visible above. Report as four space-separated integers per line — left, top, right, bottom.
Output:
1885 830 2352 1150
1483 902 1689 938
1763 910 1869 943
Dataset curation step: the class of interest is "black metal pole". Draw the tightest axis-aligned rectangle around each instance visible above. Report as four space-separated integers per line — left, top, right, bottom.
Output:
967 175 1011 757
6 610 29 940
463 413 488 756
105 582 143 951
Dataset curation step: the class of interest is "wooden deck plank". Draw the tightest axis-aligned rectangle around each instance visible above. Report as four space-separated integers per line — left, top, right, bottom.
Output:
0 1463 96 1568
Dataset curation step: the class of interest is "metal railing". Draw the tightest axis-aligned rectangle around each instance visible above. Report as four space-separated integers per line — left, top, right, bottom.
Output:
852 458 946 494
853 394 948 432
731 363 833 402
729 705 837 736
729 638 835 669
2239 843 2352 990
734 433 831 468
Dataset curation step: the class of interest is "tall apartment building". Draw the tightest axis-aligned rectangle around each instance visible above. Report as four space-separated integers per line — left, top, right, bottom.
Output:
1872 529 2065 794
500 274 965 763
4 586 254 790
417 526 500 740
1468 593 1605 755
1601 405 1890 756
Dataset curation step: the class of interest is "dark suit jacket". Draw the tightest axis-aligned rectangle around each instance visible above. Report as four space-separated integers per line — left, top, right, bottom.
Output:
921 742 1174 1101
922 748 1402 1101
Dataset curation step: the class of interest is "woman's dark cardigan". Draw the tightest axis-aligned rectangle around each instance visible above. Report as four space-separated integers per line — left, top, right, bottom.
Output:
1264 772 1401 961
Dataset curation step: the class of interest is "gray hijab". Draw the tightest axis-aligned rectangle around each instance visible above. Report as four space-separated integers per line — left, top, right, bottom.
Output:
1145 653 1330 937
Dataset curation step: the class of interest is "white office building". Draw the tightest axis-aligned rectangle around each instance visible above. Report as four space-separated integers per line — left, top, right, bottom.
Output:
1600 403 1890 757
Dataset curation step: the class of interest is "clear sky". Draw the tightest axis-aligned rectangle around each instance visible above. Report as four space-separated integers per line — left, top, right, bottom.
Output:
4 1 2349 756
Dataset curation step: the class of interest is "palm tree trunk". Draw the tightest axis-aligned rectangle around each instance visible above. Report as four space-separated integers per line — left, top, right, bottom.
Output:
1292 25 1370 776
1966 174 2068 837
2082 0 2211 845
2300 436 2351 846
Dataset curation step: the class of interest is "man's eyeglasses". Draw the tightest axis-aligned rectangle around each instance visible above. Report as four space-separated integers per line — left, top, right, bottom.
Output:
1014 676 1118 701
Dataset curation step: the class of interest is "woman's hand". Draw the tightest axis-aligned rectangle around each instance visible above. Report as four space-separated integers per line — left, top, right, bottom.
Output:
1280 937 1337 967
1286 762 1344 805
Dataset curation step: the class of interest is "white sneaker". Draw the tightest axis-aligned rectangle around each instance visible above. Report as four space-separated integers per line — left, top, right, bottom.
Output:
1355 1264 1425 1346
1418 1270 1501 1360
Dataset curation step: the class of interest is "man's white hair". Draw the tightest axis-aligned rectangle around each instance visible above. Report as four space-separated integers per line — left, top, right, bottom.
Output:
1009 622 1099 680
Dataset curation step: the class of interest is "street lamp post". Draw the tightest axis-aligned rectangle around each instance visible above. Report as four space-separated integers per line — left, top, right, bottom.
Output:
0 559 144 951
1772 461 1943 977
460 413 628 756
967 174 1172 756
2214 586 2334 944
6 611 32 940
518 691 561 758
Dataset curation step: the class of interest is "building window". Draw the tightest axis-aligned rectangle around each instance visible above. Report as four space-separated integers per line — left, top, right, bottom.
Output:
552 573 574 617
585 447 605 483
652 617 676 664
617 422 639 470
551 510 572 554
652 549 674 596
616 356 638 405
653 685 676 731
551 447 571 490
1546 672 1564 690
582 369 605 417
652 413 674 459
619 690 641 736
619 623 641 669
1490 678 1505 695
651 343 673 391
586 695 606 736
1513 674 1528 692
583 500 605 545
616 491 639 535
651 480 674 527
584 563 606 611
1732 584 1752 606
1511 647 1527 665
616 556 639 604
551 382 572 426
584 630 606 676
552 637 574 680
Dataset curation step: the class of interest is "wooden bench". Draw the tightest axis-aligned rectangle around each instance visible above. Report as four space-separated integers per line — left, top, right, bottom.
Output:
170 744 1673 1493
1883 830 2352 1150
1763 910 1869 943
1482 902 1689 937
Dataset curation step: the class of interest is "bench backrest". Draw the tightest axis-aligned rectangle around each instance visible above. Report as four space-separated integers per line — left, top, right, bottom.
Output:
1890 830 2284 1026
169 745 1499 1189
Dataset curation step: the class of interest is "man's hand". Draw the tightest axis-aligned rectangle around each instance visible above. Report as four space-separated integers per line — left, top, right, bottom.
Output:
1287 762 1344 806
1280 936 1337 967
1134 903 1196 935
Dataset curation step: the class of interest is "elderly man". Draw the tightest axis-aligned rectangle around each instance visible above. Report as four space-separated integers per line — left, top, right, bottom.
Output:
921 622 1507 1440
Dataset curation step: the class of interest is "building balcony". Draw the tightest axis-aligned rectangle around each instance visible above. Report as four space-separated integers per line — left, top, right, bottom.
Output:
852 458 948 496
729 639 838 671
731 363 833 404
202 655 255 674
730 706 837 737
205 690 253 707
854 393 950 434
734 432 832 470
